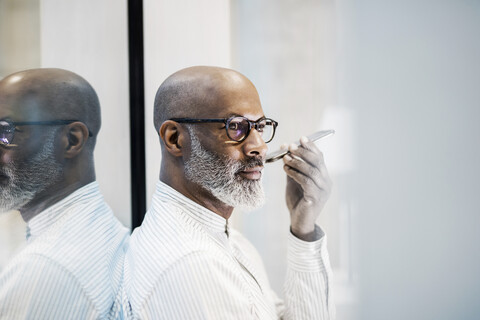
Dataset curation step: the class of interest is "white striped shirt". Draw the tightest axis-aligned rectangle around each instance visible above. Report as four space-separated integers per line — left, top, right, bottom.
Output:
0 182 130 320
124 181 334 319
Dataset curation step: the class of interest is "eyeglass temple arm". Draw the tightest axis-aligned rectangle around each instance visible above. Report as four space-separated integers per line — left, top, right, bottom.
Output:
169 118 227 124
8 120 93 137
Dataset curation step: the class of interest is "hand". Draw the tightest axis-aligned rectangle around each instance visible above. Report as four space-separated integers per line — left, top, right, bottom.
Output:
283 136 332 241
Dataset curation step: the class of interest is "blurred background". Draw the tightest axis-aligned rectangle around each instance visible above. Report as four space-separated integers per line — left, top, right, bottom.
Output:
1 0 479 319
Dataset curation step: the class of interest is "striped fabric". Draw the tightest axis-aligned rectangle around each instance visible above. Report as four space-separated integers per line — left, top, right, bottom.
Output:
0 182 130 320
123 180 334 319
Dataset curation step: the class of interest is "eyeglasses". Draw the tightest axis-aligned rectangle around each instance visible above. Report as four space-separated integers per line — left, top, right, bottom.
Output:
0 119 92 147
170 116 279 143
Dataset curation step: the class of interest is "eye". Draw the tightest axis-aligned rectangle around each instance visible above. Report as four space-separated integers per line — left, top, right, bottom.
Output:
0 121 15 144
227 117 249 141
228 122 239 131
256 122 266 132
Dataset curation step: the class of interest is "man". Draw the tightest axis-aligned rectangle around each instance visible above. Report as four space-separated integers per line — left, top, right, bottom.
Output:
0 68 129 319
124 66 334 319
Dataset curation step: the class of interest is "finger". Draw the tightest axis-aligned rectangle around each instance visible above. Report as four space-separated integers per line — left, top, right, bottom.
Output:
300 136 320 153
283 163 331 201
283 154 331 191
283 161 331 195
283 153 319 179
287 143 329 179
288 138 324 167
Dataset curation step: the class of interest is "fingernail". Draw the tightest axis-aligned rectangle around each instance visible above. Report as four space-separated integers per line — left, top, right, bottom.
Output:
289 143 298 151
284 154 292 161
280 143 288 150
300 136 309 144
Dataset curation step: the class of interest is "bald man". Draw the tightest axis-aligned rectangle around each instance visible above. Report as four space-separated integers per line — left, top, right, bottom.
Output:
124 66 334 319
0 68 129 319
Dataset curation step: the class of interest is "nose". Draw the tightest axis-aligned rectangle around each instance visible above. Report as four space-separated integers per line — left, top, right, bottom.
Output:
0 146 8 165
242 127 267 159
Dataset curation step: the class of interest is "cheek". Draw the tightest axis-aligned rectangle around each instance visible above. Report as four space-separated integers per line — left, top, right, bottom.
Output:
228 148 243 160
204 139 243 160
199 132 246 161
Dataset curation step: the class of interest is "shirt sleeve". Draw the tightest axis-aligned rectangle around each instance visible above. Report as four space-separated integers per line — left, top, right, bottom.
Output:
0 255 99 320
282 225 335 320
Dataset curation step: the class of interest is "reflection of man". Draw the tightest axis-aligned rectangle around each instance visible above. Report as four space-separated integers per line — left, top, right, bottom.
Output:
124 66 334 319
0 68 129 319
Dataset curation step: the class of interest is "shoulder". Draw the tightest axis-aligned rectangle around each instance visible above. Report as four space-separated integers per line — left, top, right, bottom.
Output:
31 203 129 275
0 253 100 319
1 212 129 318
127 205 215 273
127 250 252 319
125 225 223 302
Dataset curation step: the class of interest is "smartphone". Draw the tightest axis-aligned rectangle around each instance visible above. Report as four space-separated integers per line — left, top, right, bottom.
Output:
265 129 335 163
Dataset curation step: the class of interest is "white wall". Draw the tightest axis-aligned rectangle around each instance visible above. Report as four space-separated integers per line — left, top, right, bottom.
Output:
40 0 131 227
336 0 480 319
0 0 40 76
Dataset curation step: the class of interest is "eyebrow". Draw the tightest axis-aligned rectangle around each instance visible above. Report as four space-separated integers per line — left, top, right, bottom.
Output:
226 114 267 121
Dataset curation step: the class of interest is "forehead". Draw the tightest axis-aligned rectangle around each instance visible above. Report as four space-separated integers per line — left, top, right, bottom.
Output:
0 80 47 121
199 74 265 120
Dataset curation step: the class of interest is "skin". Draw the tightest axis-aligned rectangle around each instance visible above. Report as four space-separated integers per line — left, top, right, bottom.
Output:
155 66 332 241
0 68 100 222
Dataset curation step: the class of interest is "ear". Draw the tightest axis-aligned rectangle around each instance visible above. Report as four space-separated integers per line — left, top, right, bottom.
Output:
159 120 185 157
62 122 90 159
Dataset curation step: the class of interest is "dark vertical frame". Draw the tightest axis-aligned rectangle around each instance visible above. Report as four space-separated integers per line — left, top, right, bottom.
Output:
128 0 146 230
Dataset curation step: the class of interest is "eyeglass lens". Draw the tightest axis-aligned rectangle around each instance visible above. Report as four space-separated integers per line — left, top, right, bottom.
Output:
226 117 274 142
0 121 14 145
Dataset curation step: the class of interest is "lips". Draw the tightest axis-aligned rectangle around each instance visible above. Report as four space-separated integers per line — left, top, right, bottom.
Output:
238 166 263 180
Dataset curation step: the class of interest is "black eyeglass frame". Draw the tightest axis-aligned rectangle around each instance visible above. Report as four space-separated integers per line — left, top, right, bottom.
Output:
0 119 93 146
170 116 279 143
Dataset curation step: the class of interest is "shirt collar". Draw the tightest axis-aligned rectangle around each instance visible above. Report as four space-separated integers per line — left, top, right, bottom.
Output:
154 180 228 235
26 182 101 241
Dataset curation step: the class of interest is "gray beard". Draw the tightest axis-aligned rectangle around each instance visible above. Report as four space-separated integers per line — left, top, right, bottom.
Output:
184 127 265 210
0 131 63 213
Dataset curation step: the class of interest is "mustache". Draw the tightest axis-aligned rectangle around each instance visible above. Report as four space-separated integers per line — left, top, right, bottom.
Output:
238 156 264 170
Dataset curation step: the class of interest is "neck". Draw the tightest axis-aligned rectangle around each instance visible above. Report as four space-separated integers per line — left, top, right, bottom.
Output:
160 172 234 220
20 175 95 223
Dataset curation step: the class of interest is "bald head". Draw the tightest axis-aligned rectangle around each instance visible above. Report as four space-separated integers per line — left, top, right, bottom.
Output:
0 68 101 147
154 66 260 133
